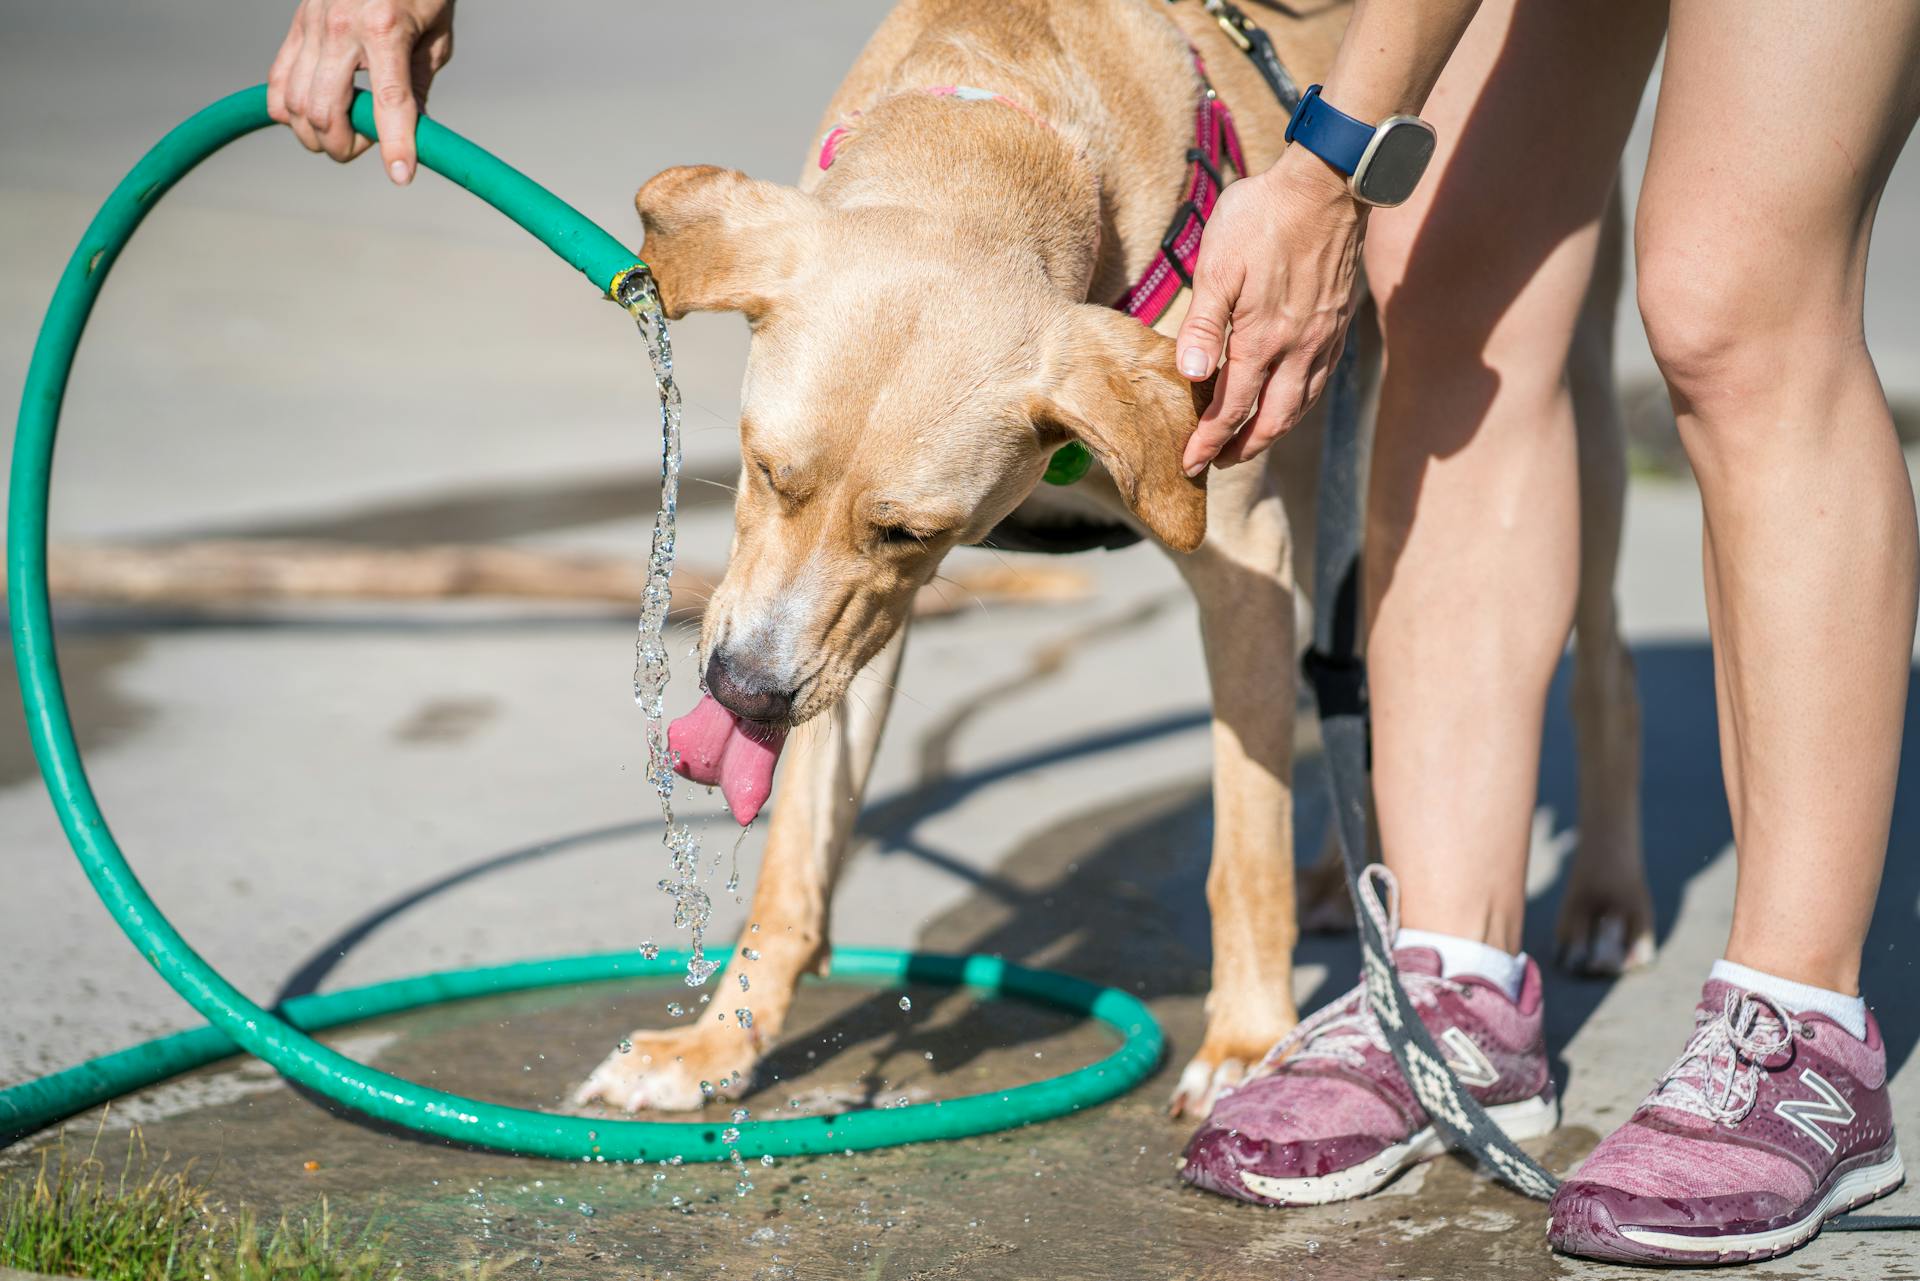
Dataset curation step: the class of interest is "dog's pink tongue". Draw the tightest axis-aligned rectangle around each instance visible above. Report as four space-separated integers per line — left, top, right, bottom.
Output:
666 694 788 826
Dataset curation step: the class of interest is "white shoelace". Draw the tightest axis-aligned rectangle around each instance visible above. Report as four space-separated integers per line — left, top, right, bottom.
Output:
1254 866 1468 1075
1649 989 1795 1125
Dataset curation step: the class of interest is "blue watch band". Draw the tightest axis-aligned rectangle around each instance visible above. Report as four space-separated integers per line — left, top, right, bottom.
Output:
1284 84 1373 178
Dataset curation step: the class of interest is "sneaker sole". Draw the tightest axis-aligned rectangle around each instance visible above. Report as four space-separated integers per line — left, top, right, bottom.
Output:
1234 1091 1561 1206
1550 1145 1906 1266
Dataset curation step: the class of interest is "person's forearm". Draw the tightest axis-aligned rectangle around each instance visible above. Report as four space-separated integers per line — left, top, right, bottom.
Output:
1174 0 1485 473
1319 0 1482 124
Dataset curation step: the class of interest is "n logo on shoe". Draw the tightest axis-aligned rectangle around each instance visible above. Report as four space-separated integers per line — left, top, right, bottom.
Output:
1774 1069 1854 1154
1439 1026 1499 1089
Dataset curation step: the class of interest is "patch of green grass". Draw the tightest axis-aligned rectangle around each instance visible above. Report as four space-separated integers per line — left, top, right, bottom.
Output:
0 1132 395 1281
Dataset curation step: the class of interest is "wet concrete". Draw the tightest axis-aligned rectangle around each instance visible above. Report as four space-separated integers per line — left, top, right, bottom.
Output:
8 776 1920 1280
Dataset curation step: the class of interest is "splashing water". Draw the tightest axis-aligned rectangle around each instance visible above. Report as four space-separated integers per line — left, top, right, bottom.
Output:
618 267 718 991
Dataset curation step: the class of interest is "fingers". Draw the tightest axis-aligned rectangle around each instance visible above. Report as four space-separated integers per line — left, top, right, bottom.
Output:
366 36 420 183
1181 347 1269 476
308 37 363 162
266 8 304 125
283 5 326 153
1213 360 1302 468
271 0 441 181
1176 252 1257 475
1214 332 1345 468
1175 261 1232 385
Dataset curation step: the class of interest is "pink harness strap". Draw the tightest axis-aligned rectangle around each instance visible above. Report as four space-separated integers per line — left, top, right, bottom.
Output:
1115 85 1245 326
815 61 1245 330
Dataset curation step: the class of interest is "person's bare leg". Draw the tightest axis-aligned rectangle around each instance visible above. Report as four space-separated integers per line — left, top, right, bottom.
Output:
1638 1 1920 995
1363 0 1664 952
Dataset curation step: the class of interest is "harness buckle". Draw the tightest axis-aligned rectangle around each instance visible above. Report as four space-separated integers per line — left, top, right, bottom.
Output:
1186 146 1223 192
1158 201 1204 286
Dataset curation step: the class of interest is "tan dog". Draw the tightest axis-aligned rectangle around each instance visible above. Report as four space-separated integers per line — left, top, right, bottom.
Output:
575 0 1651 1119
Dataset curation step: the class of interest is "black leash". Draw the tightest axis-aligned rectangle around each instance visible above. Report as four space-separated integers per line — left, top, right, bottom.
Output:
1304 337 1560 1201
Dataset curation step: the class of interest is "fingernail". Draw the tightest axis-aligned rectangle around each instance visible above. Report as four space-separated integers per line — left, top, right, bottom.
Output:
1183 459 1207 478
389 160 411 185
1179 347 1210 379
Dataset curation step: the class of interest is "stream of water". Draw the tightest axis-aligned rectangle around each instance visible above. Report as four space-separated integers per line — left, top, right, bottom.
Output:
618 267 718 992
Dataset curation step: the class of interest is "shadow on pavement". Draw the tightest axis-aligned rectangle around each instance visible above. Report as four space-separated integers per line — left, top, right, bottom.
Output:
272 641 1920 1102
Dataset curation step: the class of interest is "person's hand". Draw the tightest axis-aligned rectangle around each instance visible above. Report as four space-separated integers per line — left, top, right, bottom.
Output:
1176 147 1367 475
267 0 455 186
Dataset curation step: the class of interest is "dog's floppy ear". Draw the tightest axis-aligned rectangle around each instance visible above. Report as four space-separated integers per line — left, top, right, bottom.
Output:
636 166 820 320
1030 303 1210 552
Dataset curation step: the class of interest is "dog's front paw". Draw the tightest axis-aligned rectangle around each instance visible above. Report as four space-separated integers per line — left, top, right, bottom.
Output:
1556 875 1654 976
1169 1029 1283 1119
571 1022 760 1113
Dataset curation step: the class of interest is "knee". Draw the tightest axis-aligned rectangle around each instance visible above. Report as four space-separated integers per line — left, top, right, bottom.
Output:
1634 224 1851 422
1635 247 1762 408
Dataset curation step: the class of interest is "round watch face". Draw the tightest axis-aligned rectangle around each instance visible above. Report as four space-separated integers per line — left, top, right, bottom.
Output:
1353 118 1437 207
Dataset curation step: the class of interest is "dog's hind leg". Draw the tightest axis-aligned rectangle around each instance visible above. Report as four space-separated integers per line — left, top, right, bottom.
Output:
572 629 907 1113
1557 184 1653 976
1168 459 1302 1118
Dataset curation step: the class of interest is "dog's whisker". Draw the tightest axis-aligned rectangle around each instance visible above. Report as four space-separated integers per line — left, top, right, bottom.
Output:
850 666 926 713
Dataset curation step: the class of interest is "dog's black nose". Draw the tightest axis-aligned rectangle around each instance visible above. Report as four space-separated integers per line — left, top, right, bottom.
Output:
704 649 794 725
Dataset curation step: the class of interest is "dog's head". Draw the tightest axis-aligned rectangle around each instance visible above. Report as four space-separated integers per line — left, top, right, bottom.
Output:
640 164 1206 731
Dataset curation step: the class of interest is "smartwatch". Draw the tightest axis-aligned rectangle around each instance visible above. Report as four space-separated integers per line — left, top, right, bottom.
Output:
1284 84 1437 208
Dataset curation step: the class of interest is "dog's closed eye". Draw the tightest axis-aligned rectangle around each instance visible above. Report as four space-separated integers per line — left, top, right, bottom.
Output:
872 524 929 548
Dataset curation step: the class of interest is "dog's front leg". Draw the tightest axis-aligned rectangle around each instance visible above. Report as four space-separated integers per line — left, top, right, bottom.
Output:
573 630 907 1113
1168 462 1301 1118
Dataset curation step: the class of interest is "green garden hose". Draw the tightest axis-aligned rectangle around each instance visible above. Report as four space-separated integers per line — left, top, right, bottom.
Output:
3 86 1163 1161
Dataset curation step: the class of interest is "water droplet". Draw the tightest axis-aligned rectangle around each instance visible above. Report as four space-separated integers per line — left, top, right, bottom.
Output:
739 973 750 992
731 1108 749 1123
721 1126 741 1144
898 996 912 1012
700 1080 715 1097
578 1203 596 1217
736 1008 755 1029
760 1154 775 1167
618 1039 633 1054
639 941 659 960
742 948 760 961
666 1002 684 1018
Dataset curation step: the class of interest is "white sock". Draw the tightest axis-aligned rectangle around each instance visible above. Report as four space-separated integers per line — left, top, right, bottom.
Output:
1710 959 1867 1041
1395 927 1527 1000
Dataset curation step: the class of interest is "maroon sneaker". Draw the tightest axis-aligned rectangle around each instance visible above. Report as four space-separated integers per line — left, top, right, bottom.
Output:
1549 981 1905 1265
1180 948 1559 1205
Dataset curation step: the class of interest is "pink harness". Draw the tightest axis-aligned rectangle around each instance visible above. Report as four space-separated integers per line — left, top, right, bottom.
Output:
816 58 1246 330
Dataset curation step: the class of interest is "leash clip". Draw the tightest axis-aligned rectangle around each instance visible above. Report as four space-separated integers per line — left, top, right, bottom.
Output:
1301 646 1368 720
